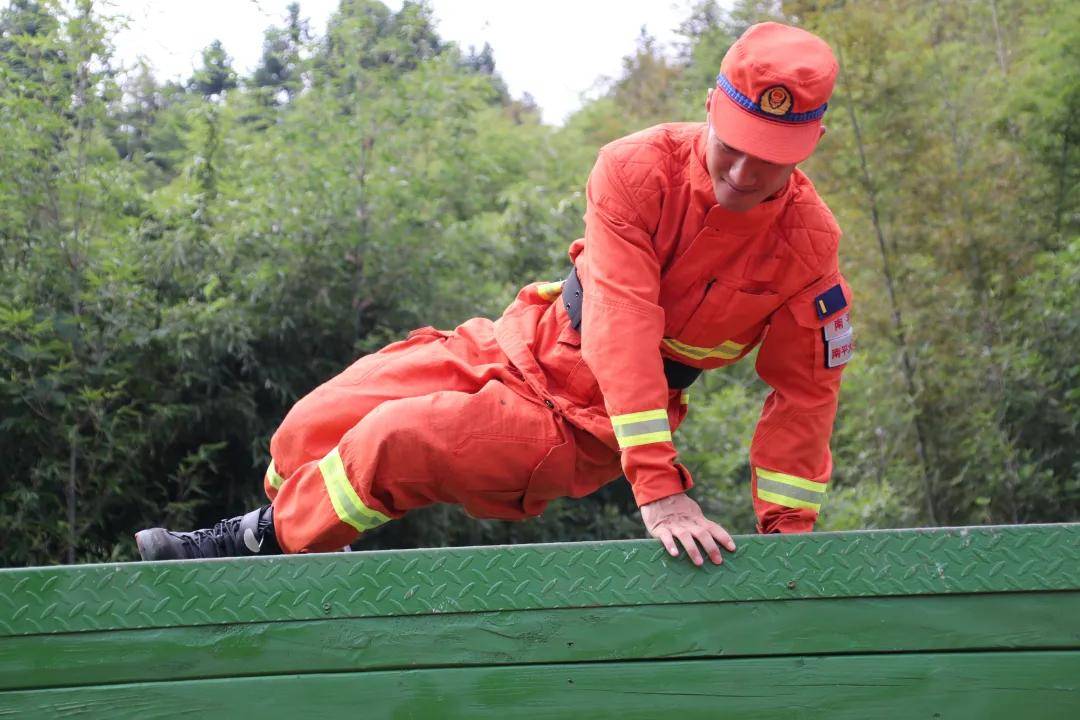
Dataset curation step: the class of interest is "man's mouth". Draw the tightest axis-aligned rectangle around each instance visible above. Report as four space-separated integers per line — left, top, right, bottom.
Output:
723 178 756 194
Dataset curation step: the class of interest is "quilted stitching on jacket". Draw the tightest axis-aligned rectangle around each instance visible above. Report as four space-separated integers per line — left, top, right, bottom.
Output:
602 123 840 274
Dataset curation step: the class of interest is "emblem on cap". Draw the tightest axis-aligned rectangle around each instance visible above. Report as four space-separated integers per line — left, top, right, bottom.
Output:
759 85 793 116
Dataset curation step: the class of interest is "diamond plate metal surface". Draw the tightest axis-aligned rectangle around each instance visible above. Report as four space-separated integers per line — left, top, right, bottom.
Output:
1 524 1078 637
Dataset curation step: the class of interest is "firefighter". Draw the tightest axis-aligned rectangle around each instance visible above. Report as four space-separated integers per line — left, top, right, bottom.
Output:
136 22 852 567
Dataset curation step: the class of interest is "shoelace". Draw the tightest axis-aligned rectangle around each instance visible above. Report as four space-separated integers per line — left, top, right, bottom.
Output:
174 516 243 556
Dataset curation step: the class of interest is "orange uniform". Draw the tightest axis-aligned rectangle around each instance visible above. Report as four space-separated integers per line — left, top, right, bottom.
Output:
265 122 852 553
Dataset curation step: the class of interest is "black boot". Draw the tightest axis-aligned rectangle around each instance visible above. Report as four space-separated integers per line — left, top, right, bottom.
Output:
135 505 282 560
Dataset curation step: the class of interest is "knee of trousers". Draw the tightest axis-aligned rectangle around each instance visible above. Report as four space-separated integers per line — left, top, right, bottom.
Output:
270 401 425 553
269 387 362 480
334 398 457 515
267 334 483 490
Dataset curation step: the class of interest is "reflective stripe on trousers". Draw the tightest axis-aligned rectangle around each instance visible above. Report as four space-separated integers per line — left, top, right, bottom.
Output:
755 467 826 511
319 447 391 533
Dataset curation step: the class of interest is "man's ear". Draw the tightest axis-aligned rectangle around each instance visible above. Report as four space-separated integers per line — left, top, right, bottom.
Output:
819 124 827 140
705 88 714 112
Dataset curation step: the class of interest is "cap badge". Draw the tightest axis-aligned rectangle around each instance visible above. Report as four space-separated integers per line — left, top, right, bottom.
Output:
759 85 793 116
717 74 828 123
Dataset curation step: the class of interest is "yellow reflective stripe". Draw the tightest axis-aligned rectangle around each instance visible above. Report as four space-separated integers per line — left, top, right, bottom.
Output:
680 392 690 406
663 337 745 361
611 409 671 449
615 418 670 438
618 430 673 448
756 467 826 493
537 281 564 302
611 409 668 426
319 447 391 533
757 488 822 512
266 459 285 490
755 467 826 512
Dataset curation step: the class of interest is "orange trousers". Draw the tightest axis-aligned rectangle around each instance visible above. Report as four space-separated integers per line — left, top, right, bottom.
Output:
264 318 626 553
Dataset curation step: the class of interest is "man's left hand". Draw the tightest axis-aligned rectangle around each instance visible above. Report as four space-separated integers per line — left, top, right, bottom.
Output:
640 492 736 566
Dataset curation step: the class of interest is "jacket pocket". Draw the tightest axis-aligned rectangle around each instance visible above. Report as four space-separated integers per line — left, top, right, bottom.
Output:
546 309 600 406
673 280 782 357
522 433 578 515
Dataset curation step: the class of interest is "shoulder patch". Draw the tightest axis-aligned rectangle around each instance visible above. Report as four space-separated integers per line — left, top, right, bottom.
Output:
814 284 847 319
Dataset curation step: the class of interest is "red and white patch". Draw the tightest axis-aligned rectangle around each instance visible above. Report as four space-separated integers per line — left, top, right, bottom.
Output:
825 330 854 368
823 312 851 341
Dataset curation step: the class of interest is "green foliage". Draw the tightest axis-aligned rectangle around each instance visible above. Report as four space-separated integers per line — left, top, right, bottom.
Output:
252 3 305 105
0 0 1076 566
189 40 238 98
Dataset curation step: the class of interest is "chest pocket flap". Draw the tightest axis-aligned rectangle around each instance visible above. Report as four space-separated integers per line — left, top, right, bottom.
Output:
676 280 783 352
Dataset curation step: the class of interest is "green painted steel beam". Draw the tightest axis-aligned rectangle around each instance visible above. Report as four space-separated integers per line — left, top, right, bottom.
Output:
2 523 1078 637
3 524 1079 718
3 592 1078 692
3 652 1079 719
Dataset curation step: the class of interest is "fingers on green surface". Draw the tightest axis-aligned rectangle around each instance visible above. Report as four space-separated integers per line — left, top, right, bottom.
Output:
655 528 679 557
675 530 703 566
708 521 736 552
694 527 723 565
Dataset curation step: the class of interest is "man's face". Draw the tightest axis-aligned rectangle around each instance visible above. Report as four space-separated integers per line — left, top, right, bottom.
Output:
704 123 798 213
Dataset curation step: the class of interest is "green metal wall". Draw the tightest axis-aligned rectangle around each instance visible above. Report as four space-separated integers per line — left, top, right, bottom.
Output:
2 524 1079 717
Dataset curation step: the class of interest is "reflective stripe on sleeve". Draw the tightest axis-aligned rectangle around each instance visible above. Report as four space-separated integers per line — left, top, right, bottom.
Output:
266 459 285 490
611 409 672 448
663 337 745 361
755 467 826 511
680 391 690 406
537 281 564 302
319 447 391 533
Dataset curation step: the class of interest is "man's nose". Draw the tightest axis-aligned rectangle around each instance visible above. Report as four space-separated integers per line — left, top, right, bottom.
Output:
728 154 756 186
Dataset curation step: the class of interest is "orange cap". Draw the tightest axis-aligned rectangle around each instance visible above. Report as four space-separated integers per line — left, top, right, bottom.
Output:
709 22 838 164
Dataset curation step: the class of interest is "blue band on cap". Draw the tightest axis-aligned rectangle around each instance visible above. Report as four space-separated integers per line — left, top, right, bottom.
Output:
716 73 828 123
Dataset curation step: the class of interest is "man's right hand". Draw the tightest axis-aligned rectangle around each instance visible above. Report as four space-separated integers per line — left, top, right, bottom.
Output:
640 492 736 566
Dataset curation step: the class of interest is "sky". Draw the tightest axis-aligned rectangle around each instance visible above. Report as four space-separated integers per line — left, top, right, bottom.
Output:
102 0 698 125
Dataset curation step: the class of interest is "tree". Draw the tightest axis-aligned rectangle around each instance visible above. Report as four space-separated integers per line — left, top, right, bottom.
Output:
252 2 306 105
189 39 238 99
2 0 1076 567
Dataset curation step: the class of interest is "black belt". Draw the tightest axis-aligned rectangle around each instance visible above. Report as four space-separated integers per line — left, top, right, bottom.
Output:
561 267 702 390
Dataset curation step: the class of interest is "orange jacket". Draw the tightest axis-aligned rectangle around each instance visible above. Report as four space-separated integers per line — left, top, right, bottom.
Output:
496 122 852 533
